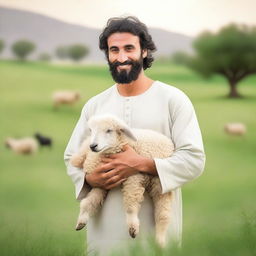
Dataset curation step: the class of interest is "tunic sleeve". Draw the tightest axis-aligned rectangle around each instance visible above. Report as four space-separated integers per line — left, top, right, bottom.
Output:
64 103 91 200
154 92 206 194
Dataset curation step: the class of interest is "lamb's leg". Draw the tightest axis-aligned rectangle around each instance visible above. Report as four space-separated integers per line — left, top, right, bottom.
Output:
122 174 146 238
76 188 107 230
148 177 172 247
70 153 86 168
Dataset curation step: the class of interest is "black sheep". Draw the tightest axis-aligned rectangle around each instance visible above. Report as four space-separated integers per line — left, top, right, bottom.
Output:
34 133 52 147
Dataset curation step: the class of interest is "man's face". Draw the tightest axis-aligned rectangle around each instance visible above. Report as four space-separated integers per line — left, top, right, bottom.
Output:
107 32 147 84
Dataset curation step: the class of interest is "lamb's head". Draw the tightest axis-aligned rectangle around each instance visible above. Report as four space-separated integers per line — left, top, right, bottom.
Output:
87 114 137 153
5 138 14 148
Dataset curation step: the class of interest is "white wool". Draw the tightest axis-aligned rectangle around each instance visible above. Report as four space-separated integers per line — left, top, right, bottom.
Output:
5 137 38 154
70 114 174 247
52 90 80 107
224 123 246 135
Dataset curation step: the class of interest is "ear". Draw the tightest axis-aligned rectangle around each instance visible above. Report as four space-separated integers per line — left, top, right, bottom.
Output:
120 127 137 141
142 49 147 58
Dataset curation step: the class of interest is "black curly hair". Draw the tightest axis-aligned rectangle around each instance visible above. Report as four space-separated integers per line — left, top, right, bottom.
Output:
99 16 157 70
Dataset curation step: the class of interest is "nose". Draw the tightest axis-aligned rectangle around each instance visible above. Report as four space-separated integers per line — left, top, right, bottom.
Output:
90 143 98 152
117 51 128 63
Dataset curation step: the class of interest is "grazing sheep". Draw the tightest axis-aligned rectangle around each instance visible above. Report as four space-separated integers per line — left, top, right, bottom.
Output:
70 114 174 247
5 137 38 154
52 90 80 108
34 133 52 147
224 123 246 136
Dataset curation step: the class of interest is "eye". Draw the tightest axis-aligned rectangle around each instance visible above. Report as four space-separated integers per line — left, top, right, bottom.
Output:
126 46 133 51
106 129 112 133
109 47 119 53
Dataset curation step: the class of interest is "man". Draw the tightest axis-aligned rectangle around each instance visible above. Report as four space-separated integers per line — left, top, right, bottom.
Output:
64 16 205 255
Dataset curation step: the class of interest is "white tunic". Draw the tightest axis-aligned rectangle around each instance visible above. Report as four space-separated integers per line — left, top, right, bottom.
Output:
64 81 205 255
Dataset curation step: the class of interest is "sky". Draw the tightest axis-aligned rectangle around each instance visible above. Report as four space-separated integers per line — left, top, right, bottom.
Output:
1 0 256 36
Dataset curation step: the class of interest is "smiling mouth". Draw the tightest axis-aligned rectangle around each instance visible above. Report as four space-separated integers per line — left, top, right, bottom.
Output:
117 65 131 71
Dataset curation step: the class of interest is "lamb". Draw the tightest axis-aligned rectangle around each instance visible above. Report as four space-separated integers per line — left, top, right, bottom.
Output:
52 90 80 108
5 137 38 154
224 122 246 136
70 114 174 247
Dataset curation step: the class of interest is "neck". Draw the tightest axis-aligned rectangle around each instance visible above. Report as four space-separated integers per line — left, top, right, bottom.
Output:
117 71 154 97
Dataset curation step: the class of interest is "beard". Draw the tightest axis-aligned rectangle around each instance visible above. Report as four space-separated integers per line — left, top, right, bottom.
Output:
108 56 143 84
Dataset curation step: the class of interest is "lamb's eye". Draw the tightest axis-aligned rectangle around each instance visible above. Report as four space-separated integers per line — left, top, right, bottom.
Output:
106 129 112 133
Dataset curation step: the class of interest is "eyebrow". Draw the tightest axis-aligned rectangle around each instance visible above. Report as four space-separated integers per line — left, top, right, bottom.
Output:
124 44 135 48
109 46 118 51
109 44 135 50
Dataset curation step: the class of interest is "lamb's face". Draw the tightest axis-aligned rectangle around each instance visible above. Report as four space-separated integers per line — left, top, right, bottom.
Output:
89 123 120 153
5 138 13 148
88 115 137 153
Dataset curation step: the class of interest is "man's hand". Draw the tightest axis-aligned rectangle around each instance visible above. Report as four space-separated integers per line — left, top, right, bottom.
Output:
85 162 126 190
85 145 157 190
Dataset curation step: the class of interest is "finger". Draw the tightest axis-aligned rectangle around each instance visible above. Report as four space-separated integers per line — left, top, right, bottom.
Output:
95 162 114 170
104 154 116 159
104 174 121 186
106 178 127 190
103 168 119 179
122 144 130 151
94 163 114 173
94 165 107 173
101 162 116 171
101 157 113 163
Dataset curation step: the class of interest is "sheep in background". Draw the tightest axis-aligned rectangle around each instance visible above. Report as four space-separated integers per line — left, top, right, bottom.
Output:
34 133 52 148
224 123 246 136
52 90 80 108
5 137 38 154
70 114 174 247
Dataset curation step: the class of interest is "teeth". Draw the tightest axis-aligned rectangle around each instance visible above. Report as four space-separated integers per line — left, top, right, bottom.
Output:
118 65 130 69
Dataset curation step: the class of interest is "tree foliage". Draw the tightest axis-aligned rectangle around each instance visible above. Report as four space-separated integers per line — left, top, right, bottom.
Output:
0 40 4 54
171 51 190 66
55 46 69 59
189 24 256 98
38 52 51 62
12 40 35 60
68 44 89 61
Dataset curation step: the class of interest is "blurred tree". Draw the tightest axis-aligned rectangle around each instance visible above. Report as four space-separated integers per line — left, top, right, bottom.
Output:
0 40 4 54
38 52 51 62
55 46 69 59
12 40 35 60
68 44 89 61
171 51 190 65
189 24 256 98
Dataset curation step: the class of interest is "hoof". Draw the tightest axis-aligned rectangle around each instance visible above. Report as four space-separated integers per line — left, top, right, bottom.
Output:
75 222 86 231
156 236 166 248
129 227 137 238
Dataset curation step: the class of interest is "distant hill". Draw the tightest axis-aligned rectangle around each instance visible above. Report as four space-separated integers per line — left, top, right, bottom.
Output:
0 7 193 62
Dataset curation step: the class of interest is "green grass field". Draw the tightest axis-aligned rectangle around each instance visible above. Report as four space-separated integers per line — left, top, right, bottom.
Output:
0 60 255 256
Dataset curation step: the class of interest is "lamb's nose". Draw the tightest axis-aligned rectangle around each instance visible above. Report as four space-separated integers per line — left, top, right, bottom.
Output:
90 143 98 152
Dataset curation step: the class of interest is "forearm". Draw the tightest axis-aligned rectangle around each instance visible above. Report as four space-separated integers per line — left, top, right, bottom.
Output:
155 149 205 193
65 160 90 200
64 103 91 200
134 156 158 176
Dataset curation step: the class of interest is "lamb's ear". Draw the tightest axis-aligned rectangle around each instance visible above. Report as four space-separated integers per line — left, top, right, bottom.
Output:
120 127 137 141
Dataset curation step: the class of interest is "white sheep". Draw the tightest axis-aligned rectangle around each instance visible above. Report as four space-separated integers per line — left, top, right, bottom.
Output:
5 137 38 154
70 114 174 247
224 123 246 136
52 90 80 108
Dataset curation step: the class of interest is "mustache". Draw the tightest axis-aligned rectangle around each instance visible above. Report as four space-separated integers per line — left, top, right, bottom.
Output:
111 60 134 68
